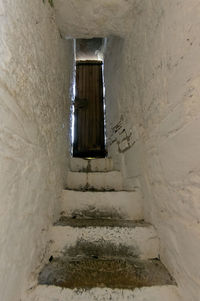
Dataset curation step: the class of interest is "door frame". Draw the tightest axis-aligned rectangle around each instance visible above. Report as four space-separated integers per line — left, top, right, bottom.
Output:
73 60 106 158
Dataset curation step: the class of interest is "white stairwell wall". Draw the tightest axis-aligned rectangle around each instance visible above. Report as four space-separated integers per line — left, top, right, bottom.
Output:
104 1 200 300
0 0 200 300
0 1 72 301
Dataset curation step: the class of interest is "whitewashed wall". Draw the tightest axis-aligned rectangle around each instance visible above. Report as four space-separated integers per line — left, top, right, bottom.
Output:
0 1 71 300
104 36 142 191
105 1 200 300
54 0 138 38
1 0 200 299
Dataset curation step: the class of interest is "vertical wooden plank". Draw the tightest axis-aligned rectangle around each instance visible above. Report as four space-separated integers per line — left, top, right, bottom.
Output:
99 64 104 149
94 64 99 149
82 64 85 150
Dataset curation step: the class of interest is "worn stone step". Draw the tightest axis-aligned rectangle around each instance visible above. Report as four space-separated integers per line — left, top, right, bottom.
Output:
49 218 159 260
69 157 114 172
38 256 175 289
61 190 143 220
55 217 146 227
66 171 122 191
26 285 180 301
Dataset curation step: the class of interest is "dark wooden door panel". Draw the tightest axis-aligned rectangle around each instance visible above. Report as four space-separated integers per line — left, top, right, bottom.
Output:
73 61 105 158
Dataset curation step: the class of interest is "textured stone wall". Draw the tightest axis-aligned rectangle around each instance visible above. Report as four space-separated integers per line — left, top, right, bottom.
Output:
104 36 142 191
105 1 200 300
54 0 140 38
0 1 71 300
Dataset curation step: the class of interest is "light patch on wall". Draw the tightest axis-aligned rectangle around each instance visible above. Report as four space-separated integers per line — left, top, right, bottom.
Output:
76 38 104 61
70 39 76 154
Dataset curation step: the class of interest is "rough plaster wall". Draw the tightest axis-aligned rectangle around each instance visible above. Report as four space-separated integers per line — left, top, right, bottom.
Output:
137 2 200 300
76 38 103 61
54 0 141 38
104 36 141 191
0 1 71 300
105 1 200 300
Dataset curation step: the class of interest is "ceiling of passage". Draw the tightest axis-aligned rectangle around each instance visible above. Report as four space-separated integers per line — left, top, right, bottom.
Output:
54 0 142 38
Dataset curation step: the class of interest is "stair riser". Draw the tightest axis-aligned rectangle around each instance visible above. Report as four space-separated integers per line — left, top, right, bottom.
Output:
49 225 159 260
25 285 180 301
66 171 122 191
69 158 114 172
61 190 143 220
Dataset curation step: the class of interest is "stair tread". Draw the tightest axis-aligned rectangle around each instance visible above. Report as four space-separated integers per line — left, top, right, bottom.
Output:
64 189 136 192
69 157 114 173
39 256 175 290
54 217 149 228
66 171 123 191
65 188 119 192
67 171 121 174
29 285 180 301
61 190 143 220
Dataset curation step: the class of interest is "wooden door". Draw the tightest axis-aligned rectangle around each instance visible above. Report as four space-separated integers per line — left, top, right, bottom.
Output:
73 61 106 158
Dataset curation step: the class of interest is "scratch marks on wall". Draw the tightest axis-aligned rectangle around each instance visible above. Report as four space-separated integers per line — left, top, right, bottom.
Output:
109 115 137 153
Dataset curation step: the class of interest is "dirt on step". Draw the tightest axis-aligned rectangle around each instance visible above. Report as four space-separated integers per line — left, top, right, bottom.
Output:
39 256 175 289
54 216 147 228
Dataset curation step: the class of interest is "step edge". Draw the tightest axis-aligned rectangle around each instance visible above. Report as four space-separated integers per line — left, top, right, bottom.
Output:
52 221 154 228
67 170 121 175
63 189 139 193
27 283 179 297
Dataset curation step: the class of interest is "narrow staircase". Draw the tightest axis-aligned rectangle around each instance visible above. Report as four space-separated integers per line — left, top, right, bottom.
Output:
26 158 180 301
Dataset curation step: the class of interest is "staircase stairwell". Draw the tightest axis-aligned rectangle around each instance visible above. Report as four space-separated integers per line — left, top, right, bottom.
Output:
25 158 180 301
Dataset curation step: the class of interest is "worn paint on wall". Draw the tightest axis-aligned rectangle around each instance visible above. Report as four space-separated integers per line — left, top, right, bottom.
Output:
54 0 141 38
0 1 71 300
104 36 141 191
105 1 200 300
1 0 200 300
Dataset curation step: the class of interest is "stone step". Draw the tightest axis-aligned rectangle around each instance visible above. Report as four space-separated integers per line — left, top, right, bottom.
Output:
38 256 175 288
48 218 159 260
66 171 122 191
26 285 180 301
61 190 143 220
69 157 114 172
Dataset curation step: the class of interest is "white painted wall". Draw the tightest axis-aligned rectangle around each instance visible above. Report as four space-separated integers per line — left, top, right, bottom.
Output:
1 0 200 300
0 1 71 300
105 1 200 300
54 0 138 38
104 36 142 191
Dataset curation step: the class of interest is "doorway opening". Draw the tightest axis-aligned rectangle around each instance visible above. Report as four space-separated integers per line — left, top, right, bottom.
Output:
71 38 107 158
